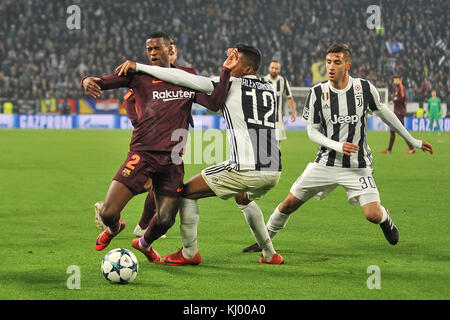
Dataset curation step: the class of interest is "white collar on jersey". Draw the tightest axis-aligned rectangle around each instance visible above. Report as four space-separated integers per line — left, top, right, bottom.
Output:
328 75 353 94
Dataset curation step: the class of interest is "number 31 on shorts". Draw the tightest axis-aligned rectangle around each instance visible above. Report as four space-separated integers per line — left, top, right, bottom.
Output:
359 176 376 189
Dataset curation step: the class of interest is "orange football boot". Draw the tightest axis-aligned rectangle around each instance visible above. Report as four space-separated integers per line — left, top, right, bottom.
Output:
163 248 202 266
95 220 126 251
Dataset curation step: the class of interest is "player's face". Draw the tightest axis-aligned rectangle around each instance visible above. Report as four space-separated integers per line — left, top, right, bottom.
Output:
230 52 253 78
146 38 173 67
269 62 281 77
432 90 436 98
326 52 350 83
393 78 401 86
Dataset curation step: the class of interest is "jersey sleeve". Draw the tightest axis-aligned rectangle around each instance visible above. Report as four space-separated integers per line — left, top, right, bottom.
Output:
195 67 232 112
97 73 133 90
136 63 214 94
302 88 320 124
123 90 138 126
364 81 384 113
284 78 293 98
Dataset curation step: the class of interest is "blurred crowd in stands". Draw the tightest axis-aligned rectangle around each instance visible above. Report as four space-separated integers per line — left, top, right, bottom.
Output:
0 0 448 113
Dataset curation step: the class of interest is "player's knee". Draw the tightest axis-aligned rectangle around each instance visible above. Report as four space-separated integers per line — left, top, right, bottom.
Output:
363 208 382 224
234 193 251 206
157 212 176 229
100 202 120 225
278 194 303 215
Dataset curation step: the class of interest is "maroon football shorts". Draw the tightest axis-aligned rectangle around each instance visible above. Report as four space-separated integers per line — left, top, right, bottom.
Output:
113 151 184 197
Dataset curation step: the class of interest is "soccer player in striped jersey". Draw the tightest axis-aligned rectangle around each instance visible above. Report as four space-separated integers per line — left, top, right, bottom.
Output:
243 43 433 253
120 44 284 265
263 60 297 145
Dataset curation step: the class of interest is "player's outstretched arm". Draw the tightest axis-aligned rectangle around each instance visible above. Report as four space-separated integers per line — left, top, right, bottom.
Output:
373 104 433 154
115 60 214 94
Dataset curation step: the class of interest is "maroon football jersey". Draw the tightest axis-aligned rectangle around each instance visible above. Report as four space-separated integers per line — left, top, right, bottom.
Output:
96 69 195 153
122 65 197 127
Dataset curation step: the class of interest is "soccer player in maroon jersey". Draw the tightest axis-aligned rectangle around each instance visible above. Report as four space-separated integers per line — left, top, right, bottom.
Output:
133 36 197 237
381 75 415 154
93 36 197 238
82 31 210 261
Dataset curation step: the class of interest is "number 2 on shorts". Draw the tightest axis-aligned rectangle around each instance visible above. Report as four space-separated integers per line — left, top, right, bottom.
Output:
126 154 141 170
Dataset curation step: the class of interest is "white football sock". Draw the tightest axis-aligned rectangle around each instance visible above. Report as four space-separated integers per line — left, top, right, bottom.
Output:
179 197 199 259
267 206 290 239
238 201 276 260
379 206 388 224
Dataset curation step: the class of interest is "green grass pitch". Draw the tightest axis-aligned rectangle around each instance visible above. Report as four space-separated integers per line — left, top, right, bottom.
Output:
0 129 448 300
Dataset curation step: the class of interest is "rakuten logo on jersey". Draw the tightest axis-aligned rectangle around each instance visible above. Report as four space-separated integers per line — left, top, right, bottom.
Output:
330 114 359 125
153 89 195 102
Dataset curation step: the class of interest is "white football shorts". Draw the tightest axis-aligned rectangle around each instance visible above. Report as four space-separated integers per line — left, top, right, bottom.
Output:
290 162 380 206
201 162 281 201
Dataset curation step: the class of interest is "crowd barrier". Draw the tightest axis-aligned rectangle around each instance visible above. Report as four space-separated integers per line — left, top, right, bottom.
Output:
0 114 449 131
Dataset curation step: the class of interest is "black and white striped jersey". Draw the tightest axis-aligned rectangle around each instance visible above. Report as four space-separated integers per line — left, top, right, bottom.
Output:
263 75 293 122
302 76 383 168
214 75 281 171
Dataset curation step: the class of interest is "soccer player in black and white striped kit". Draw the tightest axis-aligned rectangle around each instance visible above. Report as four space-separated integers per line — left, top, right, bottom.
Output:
243 44 434 253
123 44 285 265
263 60 297 144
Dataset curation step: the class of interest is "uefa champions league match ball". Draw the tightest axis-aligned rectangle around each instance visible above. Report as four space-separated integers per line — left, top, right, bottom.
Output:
101 248 139 284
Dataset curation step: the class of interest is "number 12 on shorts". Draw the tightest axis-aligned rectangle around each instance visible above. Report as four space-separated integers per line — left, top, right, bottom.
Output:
359 176 376 189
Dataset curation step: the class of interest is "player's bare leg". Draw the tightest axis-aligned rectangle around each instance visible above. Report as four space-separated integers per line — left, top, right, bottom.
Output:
133 192 180 263
134 191 155 236
95 180 133 251
134 190 167 238
243 193 304 253
362 201 399 245
381 130 395 154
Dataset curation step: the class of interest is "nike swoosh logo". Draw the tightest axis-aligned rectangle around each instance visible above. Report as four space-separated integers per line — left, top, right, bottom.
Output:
163 257 185 265
152 80 163 84
177 187 183 193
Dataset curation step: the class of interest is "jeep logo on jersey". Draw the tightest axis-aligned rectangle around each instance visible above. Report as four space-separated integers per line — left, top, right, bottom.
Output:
330 114 359 125
153 89 195 102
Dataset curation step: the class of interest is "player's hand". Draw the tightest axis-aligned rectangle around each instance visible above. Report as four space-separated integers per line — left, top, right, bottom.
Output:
224 48 239 70
420 140 433 155
82 77 102 98
290 113 297 122
115 60 137 76
342 142 359 156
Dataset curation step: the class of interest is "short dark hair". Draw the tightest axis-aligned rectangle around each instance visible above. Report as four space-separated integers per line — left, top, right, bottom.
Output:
393 75 402 79
326 43 351 61
148 31 171 46
235 43 262 73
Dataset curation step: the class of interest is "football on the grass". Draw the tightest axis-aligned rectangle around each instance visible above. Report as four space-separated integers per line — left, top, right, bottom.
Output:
101 248 139 284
